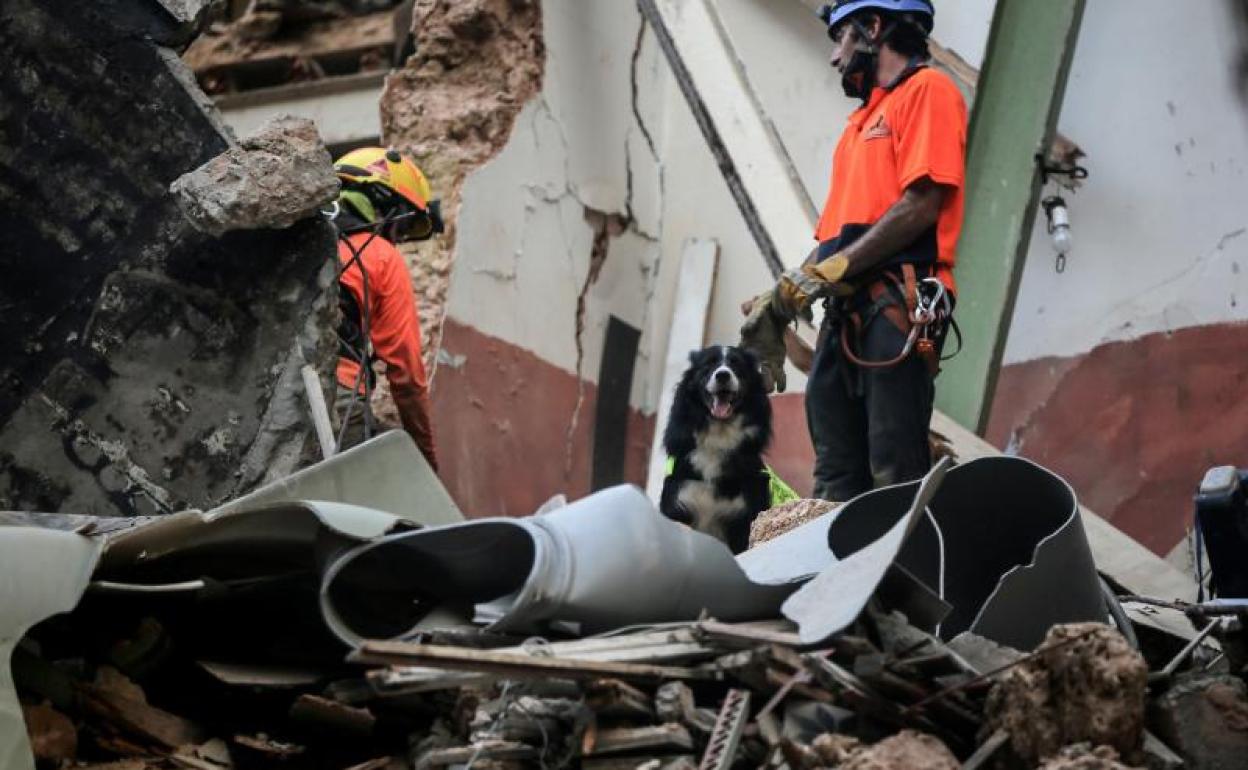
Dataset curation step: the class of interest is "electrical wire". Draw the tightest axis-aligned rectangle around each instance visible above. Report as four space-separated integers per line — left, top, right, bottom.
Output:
924 506 946 637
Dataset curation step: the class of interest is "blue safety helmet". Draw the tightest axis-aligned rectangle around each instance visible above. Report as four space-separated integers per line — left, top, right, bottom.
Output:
818 0 935 36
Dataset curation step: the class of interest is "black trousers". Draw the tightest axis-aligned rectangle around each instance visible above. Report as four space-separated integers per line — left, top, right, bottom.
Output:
805 303 938 502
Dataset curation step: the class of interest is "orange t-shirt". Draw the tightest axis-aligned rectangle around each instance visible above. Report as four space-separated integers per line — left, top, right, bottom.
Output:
335 232 429 397
814 67 967 292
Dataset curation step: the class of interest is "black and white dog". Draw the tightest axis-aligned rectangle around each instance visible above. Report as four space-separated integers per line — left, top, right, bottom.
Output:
659 345 773 553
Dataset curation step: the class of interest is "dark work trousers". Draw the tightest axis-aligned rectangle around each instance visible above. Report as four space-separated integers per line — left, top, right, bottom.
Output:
805 295 942 502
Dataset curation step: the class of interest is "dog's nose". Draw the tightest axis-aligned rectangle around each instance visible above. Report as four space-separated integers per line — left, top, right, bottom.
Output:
714 369 732 385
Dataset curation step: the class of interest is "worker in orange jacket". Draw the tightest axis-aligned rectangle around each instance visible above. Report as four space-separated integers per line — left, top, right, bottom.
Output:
746 0 965 501
330 147 443 470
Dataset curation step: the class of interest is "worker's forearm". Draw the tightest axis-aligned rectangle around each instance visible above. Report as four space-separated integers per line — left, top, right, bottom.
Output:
783 328 814 375
841 184 943 279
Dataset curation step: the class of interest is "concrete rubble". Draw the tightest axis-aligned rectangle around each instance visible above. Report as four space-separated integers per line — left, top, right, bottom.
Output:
984 622 1150 765
170 115 340 236
5 435 1246 770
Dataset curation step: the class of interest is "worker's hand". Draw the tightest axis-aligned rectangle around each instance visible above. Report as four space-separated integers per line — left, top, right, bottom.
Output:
740 292 788 394
772 265 831 323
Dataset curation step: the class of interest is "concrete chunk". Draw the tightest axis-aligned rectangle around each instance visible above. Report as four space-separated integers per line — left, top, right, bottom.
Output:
171 115 339 236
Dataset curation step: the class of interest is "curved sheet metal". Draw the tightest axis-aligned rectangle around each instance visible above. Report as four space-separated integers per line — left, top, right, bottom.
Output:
779 456 1104 650
321 485 796 644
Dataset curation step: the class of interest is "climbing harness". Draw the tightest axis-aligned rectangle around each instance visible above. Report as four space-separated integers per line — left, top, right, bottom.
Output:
837 264 960 375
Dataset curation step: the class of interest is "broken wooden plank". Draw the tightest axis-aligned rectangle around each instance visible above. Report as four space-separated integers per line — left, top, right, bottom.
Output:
288 694 375 737
184 10 397 74
77 670 204 750
417 741 537 767
369 627 720 694
583 724 694 757
695 619 802 648
586 679 657 722
351 641 713 683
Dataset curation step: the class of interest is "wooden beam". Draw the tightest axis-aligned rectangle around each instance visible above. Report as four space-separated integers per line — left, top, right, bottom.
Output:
638 0 816 278
351 641 714 682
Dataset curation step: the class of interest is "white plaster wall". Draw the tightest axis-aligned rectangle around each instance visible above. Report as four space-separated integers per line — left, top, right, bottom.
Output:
931 0 994 68
445 0 665 410
1005 0 1248 364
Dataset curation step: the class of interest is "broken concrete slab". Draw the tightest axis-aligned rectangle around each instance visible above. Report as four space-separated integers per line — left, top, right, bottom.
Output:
171 115 339 236
0 0 338 517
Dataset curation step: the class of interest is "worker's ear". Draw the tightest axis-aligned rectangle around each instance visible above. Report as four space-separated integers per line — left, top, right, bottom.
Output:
863 13 883 42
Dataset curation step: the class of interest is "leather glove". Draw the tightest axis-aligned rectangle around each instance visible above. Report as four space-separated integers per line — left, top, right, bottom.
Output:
740 291 789 394
771 253 851 321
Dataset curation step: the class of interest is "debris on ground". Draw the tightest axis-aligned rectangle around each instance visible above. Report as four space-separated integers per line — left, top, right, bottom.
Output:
838 730 959 770
7 442 1239 770
1036 743 1144 770
984 622 1150 766
749 498 838 548
171 115 339 236
1149 673 1248 770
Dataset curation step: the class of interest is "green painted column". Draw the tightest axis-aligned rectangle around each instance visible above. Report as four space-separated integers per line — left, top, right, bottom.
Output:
936 0 1086 433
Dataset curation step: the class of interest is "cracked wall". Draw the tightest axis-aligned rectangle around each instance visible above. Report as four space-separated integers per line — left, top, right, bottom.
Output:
438 0 663 516
0 0 338 516
989 0 1248 556
384 0 1248 536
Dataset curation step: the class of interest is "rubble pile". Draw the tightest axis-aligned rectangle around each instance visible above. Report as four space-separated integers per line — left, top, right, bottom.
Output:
5 446 1245 770
18 599 1244 770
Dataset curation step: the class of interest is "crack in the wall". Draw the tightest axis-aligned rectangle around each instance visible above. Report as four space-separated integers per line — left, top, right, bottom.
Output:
565 206 630 475
630 17 659 162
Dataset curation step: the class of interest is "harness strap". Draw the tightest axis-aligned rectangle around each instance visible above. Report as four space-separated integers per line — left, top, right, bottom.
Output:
837 264 947 373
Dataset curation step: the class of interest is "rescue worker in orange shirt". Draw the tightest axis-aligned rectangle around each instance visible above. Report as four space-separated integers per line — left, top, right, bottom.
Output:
749 0 965 501
330 147 442 470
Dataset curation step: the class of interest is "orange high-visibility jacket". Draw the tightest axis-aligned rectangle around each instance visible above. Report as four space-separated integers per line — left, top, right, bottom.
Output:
815 67 967 293
336 232 437 469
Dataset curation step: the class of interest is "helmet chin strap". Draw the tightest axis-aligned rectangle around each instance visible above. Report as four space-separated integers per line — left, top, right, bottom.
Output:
840 17 903 102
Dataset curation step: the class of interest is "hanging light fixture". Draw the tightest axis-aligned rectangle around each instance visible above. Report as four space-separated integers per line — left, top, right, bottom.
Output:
1043 195 1073 272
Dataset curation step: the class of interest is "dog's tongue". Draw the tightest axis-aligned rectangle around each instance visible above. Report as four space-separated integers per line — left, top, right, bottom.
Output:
711 396 734 420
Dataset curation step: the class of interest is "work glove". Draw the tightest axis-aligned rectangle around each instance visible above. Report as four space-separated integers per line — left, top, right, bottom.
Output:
740 292 790 394
771 253 851 322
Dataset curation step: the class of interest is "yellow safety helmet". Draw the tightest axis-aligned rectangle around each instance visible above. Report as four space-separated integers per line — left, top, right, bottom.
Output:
333 147 443 239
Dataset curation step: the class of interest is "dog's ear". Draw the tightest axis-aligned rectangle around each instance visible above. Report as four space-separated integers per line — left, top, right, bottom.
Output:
688 349 700 366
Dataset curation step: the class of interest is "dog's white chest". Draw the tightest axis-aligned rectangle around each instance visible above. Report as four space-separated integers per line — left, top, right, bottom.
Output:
689 417 756 479
675 481 746 540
